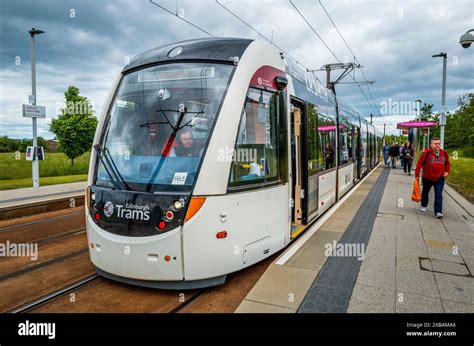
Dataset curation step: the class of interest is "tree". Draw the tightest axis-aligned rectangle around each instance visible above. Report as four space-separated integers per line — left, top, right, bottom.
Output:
50 86 97 165
443 93 474 151
422 93 474 154
419 103 434 121
383 134 406 145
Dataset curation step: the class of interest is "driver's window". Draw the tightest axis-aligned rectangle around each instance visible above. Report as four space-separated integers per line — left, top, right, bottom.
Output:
229 88 279 187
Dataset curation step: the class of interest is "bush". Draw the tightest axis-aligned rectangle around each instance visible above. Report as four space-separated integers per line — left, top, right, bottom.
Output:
462 146 474 158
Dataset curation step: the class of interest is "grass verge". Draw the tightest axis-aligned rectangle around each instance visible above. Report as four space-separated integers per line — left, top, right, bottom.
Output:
0 174 88 190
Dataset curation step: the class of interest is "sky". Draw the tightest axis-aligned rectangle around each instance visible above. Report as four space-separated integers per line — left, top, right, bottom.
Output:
0 0 473 139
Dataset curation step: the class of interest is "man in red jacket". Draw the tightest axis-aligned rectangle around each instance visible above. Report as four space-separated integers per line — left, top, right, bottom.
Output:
415 137 450 218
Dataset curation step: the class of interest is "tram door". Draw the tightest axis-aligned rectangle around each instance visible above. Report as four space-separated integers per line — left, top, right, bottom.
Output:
290 99 308 229
354 126 361 180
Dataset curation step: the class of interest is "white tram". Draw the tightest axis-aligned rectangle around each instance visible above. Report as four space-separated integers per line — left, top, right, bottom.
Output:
86 38 382 289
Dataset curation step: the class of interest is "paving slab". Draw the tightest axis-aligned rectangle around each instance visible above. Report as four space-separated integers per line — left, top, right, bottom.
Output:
241 264 318 310
434 273 474 304
236 166 474 313
395 292 444 313
235 299 297 313
347 283 395 313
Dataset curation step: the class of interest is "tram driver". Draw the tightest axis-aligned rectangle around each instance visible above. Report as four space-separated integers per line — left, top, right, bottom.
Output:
170 128 203 157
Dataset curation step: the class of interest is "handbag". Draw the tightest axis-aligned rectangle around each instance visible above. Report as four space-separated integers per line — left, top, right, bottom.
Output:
411 179 421 202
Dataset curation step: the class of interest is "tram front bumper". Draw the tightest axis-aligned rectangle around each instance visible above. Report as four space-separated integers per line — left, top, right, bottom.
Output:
86 214 184 282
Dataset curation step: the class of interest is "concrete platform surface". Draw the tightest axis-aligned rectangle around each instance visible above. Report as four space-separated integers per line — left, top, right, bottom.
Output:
0 181 87 208
236 166 474 313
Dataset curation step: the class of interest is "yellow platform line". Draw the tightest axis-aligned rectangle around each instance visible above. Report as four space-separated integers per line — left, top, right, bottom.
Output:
290 225 307 239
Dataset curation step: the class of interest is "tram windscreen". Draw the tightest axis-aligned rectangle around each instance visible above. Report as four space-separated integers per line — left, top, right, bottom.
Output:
95 62 234 192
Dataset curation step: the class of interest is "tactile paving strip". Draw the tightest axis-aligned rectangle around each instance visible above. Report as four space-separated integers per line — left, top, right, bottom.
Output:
297 168 390 313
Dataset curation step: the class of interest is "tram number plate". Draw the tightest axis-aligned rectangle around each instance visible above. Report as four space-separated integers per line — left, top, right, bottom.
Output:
172 172 188 185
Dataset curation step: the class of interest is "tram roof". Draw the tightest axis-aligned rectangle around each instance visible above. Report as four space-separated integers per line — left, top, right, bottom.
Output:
123 37 253 73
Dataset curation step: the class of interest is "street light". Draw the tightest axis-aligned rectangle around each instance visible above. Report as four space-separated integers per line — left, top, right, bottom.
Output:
459 29 474 48
432 52 447 150
414 99 422 120
413 99 423 154
28 27 45 188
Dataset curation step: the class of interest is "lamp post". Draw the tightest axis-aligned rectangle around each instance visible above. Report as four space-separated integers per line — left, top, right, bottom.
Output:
432 52 447 149
414 99 422 120
28 27 45 188
414 99 422 153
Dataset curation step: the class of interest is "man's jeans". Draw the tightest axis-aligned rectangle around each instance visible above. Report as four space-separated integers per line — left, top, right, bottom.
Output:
421 176 445 214
391 157 397 168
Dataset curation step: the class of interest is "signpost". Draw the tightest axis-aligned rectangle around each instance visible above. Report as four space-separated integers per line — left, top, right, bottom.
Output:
28 27 45 188
22 104 46 118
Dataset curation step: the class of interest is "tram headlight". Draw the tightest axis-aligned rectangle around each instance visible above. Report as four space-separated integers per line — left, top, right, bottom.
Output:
173 200 183 210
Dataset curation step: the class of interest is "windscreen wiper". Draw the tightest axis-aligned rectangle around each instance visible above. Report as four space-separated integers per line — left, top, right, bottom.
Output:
94 144 120 190
103 146 132 191
139 108 204 131
146 104 191 191
94 144 131 191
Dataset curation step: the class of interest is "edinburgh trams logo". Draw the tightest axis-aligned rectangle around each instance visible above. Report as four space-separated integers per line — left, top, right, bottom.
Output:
103 201 151 221
103 201 115 217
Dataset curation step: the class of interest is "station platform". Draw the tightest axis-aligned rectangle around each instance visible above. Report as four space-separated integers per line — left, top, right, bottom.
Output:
0 181 86 209
236 166 474 313
0 182 87 220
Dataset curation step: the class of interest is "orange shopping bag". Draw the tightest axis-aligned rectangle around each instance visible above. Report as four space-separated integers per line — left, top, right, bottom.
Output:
411 178 421 202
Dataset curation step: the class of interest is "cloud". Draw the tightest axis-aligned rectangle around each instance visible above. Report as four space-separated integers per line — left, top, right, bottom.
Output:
0 0 473 138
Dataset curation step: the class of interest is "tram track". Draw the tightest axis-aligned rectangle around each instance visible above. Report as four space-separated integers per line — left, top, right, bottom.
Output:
0 204 94 312
0 209 86 246
10 274 101 313
168 289 208 313
1 204 278 314
0 247 89 282
0 210 84 233
6 251 277 313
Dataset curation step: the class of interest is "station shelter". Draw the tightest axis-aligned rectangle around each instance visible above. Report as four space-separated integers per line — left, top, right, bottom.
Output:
396 121 438 163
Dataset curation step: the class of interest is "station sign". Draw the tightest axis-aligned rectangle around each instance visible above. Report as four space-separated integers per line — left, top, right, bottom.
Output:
26 146 34 161
25 146 45 161
22 104 46 118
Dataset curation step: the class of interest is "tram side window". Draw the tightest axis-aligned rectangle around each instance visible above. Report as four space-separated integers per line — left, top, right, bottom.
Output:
307 104 320 175
229 88 279 187
338 124 352 165
318 115 336 170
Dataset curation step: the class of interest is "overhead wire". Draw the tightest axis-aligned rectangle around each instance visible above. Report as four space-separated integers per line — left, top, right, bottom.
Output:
318 0 379 115
215 0 322 84
149 0 215 37
289 0 377 116
149 0 375 115
148 0 323 84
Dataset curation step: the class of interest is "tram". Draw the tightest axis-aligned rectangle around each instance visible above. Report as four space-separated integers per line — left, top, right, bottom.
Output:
86 38 382 289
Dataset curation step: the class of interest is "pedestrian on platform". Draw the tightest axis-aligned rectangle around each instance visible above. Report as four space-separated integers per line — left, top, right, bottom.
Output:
402 141 415 175
382 143 390 167
415 137 450 218
389 143 399 168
